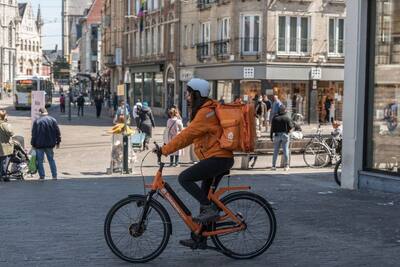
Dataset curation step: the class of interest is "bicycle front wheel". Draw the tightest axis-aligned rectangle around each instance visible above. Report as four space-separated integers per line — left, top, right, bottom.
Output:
211 192 277 259
303 142 331 168
104 195 171 263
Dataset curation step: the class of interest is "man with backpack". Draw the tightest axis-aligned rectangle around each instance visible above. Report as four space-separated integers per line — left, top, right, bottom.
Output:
270 105 294 171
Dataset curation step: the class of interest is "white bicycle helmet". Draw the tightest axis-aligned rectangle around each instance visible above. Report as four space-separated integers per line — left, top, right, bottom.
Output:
187 78 210 97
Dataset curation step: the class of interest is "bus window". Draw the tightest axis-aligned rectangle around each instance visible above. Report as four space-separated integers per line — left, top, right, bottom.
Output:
16 80 37 93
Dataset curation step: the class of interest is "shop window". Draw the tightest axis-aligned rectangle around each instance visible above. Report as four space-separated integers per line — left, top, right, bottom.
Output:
134 73 143 103
328 18 344 56
278 16 310 55
143 73 153 105
154 73 163 108
366 0 400 174
272 82 308 120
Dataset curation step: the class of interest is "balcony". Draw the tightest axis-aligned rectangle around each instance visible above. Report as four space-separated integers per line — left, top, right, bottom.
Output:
214 39 230 59
277 37 312 56
196 42 211 61
197 0 217 10
104 55 115 67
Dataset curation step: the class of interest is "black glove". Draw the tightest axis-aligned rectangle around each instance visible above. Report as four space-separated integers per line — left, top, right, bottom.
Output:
152 143 163 161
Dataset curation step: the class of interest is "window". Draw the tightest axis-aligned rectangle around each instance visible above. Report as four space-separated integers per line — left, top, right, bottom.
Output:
141 32 145 56
160 24 164 54
169 23 175 52
136 31 140 57
147 29 151 55
127 0 131 16
365 0 400 175
128 34 131 58
201 22 211 44
154 0 159 10
148 0 153 11
152 27 157 54
278 16 310 54
135 0 141 15
219 17 230 40
328 18 344 55
183 25 188 48
191 24 196 47
240 14 261 54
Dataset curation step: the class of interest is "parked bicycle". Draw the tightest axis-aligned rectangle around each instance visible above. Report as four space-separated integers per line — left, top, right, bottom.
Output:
104 143 277 263
303 125 342 168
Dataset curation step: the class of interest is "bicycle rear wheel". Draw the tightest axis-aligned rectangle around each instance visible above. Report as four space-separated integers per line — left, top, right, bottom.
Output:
211 192 276 259
104 195 171 263
303 142 331 168
334 159 342 186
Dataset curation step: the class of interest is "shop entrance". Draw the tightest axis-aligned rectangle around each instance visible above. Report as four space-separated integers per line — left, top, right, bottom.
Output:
318 81 344 123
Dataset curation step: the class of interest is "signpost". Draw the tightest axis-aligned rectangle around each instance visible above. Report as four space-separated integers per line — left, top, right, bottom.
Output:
31 91 45 123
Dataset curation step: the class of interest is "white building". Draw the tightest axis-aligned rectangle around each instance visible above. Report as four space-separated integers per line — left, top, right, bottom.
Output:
0 0 18 92
16 2 43 77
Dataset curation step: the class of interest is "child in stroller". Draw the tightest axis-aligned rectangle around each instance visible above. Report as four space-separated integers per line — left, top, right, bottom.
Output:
1 136 29 182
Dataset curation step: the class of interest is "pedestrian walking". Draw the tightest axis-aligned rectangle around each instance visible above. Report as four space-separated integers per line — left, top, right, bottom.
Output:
324 96 332 123
164 108 184 167
270 105 294 171
94 95 104 118
132 100 142 127
31 108 61 180
60 94 66 113
329 100 336 123
137 102 155 150
112 93 118 116
0 110 14 182
255 96 267 135
263 95 272 130
77 94 85 116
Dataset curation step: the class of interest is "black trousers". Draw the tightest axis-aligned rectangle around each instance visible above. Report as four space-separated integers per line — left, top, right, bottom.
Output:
78 106 84 116
178 157 234 206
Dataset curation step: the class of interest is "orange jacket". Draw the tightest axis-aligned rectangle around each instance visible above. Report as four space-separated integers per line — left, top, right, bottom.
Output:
162 100 233 160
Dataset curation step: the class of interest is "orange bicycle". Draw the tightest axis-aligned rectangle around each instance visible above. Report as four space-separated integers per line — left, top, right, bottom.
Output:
104 144 276 263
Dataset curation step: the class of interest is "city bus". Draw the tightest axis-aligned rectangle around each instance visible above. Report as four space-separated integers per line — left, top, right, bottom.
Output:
14 76 53 110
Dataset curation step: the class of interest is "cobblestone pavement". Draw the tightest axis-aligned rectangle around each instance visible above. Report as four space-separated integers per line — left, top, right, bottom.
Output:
0 95 336 180
0 171 399 266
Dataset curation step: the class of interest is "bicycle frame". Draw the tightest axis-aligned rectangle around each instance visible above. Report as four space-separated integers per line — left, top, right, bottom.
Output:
143 162 250 237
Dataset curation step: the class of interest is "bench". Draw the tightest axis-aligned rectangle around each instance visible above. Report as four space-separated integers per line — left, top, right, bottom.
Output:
234 138 310 169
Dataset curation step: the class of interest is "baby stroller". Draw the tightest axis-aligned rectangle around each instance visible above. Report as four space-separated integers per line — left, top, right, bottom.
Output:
4 137 29 181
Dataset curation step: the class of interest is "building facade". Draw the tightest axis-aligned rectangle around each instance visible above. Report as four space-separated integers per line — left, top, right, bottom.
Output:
62 0 95 59
16 2 43 77
123 0 181 115
180 0 345 121
343 0 400 192
101 0 124 96
79 0 103 77
0 0 18 92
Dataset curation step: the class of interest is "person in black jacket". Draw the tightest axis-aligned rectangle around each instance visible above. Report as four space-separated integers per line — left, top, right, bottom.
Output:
31 108 61 180
270 105 294 171
77 94 85 117
137 102 155 150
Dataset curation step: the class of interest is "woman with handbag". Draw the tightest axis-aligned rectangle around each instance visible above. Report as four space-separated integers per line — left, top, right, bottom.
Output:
164 108 184 167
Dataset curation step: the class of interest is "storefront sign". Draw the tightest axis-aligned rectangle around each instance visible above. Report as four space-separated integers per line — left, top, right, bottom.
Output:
243 67 255 79
31 91 45 123
310 67 322 80
180 70 194 81
117 84 125 96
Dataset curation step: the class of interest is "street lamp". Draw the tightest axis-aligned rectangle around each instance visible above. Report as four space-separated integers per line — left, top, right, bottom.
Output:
123 70 131 173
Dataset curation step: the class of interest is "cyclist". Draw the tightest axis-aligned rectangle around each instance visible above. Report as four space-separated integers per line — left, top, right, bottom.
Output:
154 78 234 248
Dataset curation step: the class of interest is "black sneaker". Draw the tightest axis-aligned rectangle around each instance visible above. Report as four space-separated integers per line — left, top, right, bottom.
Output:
193 204 219 224
179 234 207 250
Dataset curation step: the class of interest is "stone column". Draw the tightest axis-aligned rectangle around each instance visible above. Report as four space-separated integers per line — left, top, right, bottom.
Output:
341 0 369 189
